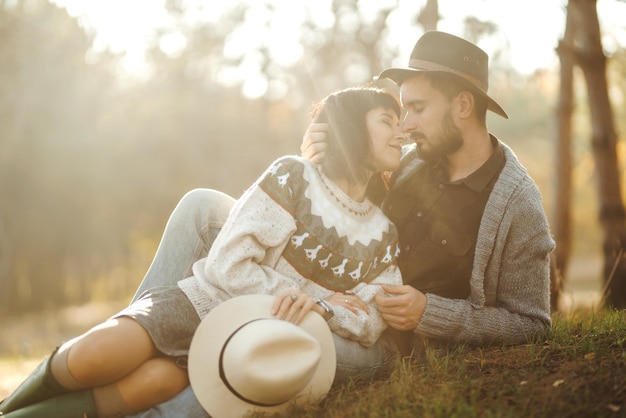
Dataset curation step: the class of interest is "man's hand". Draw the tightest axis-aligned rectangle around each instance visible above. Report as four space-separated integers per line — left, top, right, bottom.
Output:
375 284 427 331
301 122 329 164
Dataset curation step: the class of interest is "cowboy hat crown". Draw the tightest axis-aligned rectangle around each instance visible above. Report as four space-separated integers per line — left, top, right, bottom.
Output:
188 294 336 418
378 31 508 119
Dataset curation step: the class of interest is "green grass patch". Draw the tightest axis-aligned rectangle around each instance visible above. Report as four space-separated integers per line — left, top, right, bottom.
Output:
1 306 624 417
276 309 626 418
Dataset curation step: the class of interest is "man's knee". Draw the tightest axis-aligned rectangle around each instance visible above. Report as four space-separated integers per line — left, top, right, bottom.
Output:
175 189 235 227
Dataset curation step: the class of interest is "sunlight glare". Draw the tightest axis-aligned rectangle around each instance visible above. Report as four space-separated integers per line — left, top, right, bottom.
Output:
159 32 187 58
50 0 170 76
438 0 565 75
49 0 625 82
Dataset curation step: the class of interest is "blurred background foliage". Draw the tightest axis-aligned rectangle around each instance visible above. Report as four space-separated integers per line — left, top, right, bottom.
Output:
0 0 624 315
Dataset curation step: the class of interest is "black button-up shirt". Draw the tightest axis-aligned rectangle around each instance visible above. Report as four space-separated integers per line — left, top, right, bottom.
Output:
383 140 505 299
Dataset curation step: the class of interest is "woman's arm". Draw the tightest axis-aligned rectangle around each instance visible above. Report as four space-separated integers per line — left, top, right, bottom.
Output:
324 265 403 347
202 161 303 297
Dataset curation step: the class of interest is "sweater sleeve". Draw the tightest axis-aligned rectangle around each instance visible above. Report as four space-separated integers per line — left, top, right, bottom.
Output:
327 264 402 347
414 182 554 345
202 159 303 297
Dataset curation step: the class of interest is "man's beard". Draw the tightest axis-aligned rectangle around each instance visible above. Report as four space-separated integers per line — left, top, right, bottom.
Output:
413 111 463 161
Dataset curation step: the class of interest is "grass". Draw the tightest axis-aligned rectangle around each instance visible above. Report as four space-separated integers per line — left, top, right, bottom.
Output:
282 309 626 418
1 305 625 417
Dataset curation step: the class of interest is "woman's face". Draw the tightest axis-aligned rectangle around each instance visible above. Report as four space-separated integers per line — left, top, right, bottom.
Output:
366 106 404 173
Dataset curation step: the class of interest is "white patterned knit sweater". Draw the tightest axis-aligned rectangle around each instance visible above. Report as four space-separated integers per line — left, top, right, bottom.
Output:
178 156 402 347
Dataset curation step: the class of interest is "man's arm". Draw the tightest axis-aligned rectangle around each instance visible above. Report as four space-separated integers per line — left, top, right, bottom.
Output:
414 211 553 345
375 284 427 331
377 186 554 346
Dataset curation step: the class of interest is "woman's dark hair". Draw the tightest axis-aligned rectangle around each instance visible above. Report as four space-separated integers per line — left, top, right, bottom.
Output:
309 86 401 205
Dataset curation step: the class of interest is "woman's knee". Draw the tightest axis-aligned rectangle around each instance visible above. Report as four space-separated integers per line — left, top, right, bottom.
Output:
135 357 189 399
66 319 155 383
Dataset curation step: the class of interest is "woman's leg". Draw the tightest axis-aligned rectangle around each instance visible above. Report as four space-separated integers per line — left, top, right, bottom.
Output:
123 190 235 417
93 357 189 417
131 189 236 302
0 359 188 418
59 318 189 416
0 318 158 415
58 317 158 387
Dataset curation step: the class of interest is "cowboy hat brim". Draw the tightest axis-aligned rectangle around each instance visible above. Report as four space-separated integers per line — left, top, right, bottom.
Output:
188 294 336 418
377 67 509 119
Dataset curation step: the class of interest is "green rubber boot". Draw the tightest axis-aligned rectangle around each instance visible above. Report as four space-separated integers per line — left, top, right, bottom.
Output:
0 350 67 414
1 390 97 418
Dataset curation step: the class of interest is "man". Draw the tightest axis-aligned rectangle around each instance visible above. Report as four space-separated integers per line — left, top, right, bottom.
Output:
128 31 554 417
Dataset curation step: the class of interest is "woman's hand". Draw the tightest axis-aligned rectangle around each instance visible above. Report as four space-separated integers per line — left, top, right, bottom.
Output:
272 288 369 324
326 291 369 315
271 289 318 325
301 123 329 164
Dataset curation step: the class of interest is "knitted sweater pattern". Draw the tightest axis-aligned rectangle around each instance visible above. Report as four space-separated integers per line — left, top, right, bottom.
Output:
179 156 402 346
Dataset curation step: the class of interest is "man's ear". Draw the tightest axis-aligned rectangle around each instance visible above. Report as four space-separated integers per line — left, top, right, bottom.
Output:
455 91 474 119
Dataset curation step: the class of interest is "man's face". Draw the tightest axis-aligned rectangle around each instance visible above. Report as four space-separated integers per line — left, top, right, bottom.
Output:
399 75 463 161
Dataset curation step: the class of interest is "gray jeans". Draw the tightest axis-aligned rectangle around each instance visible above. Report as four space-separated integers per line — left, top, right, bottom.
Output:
126 189 399 418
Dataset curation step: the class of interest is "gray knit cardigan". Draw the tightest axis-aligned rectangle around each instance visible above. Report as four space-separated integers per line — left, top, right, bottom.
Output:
390 140 555 345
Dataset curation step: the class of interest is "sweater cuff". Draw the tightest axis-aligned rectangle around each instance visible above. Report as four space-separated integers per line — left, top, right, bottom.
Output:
414 293 458 338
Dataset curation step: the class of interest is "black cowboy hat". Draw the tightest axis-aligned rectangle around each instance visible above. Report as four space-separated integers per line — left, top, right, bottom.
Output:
378 31 508 119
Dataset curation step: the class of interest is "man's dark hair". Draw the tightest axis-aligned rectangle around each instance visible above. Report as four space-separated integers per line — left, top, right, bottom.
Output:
423 72 488 123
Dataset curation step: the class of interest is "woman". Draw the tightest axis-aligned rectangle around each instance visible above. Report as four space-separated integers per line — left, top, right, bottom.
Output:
0 86 406 418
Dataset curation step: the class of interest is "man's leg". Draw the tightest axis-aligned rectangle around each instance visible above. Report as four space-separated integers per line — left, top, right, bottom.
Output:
125 189 398 418
125 333 401 418
125 384 206 418
332 330 400 385
131 189 235 302
125 189 234 418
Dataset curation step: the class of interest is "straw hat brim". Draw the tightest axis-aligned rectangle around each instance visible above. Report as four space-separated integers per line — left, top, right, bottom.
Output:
188 294 336 418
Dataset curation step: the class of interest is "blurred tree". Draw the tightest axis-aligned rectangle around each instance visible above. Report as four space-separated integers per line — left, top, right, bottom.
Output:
568 0 626 308
552 1 576 311
417 0 439 31
0 0 113 313
3 0 619 316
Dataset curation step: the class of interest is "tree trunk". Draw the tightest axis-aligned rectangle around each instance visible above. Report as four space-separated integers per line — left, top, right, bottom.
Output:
551 2 577 312
417 0 439 31
570 0 626 308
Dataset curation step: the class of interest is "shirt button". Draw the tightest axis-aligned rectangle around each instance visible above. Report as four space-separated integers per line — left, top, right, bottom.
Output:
405 246 410 252
416 211 423 217
438 184 445 190
441 239 447 245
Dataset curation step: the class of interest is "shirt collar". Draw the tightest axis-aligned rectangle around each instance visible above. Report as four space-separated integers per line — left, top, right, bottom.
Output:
431 135 504 193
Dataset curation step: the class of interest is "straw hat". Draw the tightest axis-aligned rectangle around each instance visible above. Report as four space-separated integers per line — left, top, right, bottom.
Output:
188 294 336 418
378 31 508 119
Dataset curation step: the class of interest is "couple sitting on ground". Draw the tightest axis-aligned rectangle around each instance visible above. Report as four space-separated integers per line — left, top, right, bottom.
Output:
0 31 554 418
